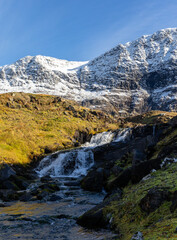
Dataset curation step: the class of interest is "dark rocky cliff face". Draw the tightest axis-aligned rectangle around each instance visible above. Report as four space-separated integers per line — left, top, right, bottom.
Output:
0 28 177 116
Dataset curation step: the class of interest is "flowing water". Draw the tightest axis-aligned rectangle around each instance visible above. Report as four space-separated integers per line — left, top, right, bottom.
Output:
36 129 130 178
0 130 130 240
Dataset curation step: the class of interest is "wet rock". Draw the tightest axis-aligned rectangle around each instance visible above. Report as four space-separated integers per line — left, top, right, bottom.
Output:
139 187 171 214
48 194 62 201
74 130 92 144
19 192 33 202
77 203 109 229
10 165 37 181
131 231 144 240
0 189 19 201
1 180 20 190
0 201 10 207
77 191 122 229
81 168 104 192
40 176 52 183
0 164 16 181
26 181 60 201
36 189 50 200
39 182 60 192
9 175 30 190
93 143 127 163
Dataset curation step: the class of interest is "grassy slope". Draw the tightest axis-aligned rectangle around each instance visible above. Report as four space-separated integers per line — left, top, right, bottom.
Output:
106 163 177 240
105 117 177 240
0 92 118 164
125 110 177 125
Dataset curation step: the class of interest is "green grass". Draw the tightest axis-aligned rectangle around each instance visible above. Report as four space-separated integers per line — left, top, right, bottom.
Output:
105 163 177 240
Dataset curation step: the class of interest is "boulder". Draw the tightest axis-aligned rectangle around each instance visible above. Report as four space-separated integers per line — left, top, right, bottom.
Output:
0 202 9 207
0 164 16 181
36 189 51 200
131 158 161 184
106 158 162 192
77 191 122 229
27 181 60 201
19 192 33 202
1 180 20 190
77 201 109 229
139 187 171 214
0 189 19 201
6 175 30 190
81 168 104 192
48 194 62 201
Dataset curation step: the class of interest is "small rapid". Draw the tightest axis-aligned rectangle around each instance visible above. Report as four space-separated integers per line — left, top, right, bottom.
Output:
37 149 94 178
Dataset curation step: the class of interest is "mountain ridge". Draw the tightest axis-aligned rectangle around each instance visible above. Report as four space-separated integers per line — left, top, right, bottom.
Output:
0 28 177 116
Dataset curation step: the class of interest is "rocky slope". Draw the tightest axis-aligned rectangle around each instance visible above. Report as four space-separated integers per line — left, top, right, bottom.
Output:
1 110 177 239
0 28 177 116
78 115 177 239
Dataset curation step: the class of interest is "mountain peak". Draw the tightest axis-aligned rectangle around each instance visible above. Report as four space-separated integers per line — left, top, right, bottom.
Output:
0 28 177 116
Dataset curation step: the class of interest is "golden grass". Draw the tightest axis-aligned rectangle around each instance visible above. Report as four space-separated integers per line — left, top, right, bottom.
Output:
0 92 118 164
125 110 177 125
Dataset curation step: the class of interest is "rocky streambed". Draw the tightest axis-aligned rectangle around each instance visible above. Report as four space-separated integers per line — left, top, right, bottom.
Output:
0 131 121 240
1 120 177 240
0 177 117 240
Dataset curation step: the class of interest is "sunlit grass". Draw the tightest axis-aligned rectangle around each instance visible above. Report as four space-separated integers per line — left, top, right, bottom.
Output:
0 92 118 164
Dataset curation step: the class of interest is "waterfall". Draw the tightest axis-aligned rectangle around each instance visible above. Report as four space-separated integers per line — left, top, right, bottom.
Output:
36 129 130 178
37 149 94 178
113 128 131 142
83 131 115 148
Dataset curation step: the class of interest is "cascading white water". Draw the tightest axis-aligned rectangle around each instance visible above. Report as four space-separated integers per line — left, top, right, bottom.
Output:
83 131 115 148
36 130 130 178
37 149 94 178
113 128 131 142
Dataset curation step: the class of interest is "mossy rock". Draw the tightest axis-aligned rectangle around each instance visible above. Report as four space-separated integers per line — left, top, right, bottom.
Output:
104 162 177 239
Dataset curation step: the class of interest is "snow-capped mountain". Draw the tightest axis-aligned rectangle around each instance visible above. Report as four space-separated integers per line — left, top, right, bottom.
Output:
0 28 177 116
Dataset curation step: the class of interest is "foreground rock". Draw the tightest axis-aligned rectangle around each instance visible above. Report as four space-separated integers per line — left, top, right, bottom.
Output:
77 190 122 229
139 187 171 214
0 163 62 202
0 164 16 182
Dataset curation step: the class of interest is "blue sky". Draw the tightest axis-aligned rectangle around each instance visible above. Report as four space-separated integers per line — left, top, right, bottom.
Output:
0 0 177 66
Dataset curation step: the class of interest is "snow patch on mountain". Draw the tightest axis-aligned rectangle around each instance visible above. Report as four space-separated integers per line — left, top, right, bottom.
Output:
0 28 177 115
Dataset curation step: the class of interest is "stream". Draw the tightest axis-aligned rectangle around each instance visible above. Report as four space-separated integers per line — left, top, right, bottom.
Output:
0 129 130 240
